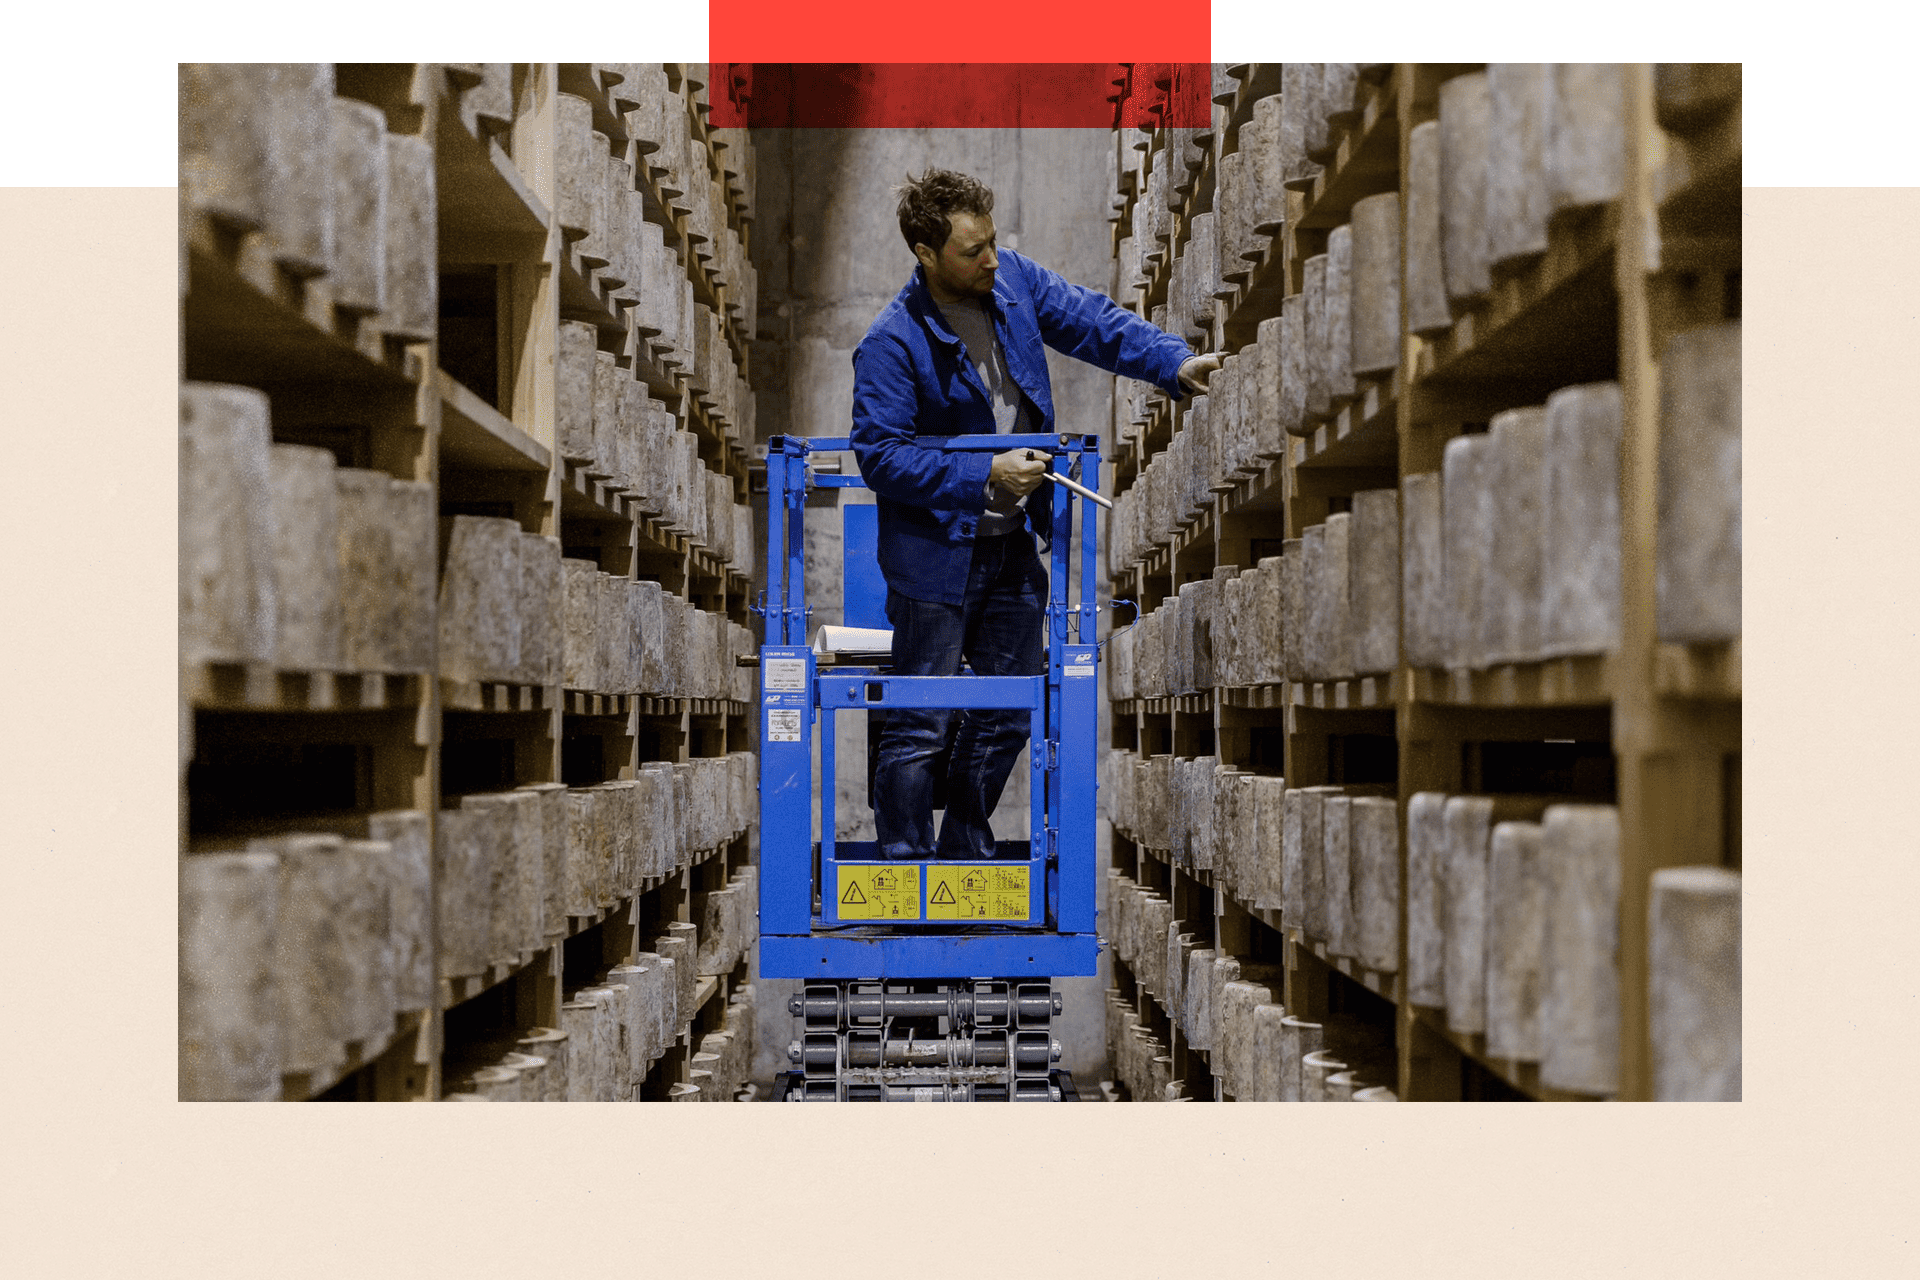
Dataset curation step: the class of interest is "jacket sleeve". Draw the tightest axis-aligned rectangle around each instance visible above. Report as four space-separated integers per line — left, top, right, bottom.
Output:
849 335 994 510
1017 252 1193 398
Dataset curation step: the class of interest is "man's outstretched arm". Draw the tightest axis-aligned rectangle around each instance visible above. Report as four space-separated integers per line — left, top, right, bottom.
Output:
1018 251 1200 398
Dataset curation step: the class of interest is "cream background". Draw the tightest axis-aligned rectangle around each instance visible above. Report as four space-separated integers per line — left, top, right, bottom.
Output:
0 29 1912 1278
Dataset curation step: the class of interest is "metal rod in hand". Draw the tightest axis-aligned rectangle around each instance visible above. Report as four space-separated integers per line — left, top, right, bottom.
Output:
1047 470 1113 510
1022 450 1113 509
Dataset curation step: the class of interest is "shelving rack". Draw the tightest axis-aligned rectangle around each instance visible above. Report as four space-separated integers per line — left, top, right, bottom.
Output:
179 64 761 1100
1099 64 1740 1101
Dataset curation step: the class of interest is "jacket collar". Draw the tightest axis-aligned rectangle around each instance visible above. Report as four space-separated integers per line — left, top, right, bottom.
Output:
907 260 1019 348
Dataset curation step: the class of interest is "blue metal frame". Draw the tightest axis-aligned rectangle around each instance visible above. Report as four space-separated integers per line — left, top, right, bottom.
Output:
839 504 889 630
756 433 1104 980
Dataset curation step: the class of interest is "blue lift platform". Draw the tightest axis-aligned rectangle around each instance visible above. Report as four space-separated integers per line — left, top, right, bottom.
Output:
753 432 1107 1100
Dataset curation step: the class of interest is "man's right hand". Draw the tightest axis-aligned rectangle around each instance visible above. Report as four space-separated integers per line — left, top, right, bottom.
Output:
988 448 1049 498
1178 352 1222 394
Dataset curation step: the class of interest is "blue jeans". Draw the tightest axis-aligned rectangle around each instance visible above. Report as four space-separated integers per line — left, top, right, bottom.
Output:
872 532 1047 860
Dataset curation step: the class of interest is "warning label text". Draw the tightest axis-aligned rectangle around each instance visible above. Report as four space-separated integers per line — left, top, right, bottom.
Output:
835 864 921 920
926 864 1031 921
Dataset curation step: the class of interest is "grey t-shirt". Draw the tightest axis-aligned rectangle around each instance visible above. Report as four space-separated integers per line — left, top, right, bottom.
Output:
937 297 1034 538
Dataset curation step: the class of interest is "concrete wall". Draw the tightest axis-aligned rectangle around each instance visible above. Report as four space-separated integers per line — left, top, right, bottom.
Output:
747 126 1122 1090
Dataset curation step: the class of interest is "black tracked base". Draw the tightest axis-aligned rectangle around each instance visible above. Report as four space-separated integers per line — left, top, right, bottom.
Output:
775 1070 1078 1101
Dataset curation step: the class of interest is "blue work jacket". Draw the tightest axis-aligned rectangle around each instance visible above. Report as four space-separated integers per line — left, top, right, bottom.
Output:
849 249 1193 605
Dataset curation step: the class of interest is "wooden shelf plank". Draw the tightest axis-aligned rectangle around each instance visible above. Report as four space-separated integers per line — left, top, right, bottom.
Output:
1216 684 1288 711
1215 456 1287 520
435 96 550 264
1654 94 1741 235
1652 637 1741 700
438 677 556 713
557 246 625 331
187 662 427 713
1407 653 1617 709
1296 71 1403 230
1298 933 1403 1004
690 975 720 1021
558 456 635 524
437 370 551 472
183 229 420 390
1294 369 1402 470
1412 203 1621 400
1410 1005 1605 1102
283 1008 429 1101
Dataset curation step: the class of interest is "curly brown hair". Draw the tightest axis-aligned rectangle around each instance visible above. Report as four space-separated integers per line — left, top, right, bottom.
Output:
894 168 995 255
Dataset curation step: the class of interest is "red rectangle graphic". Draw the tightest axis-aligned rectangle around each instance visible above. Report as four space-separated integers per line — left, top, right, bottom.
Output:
708 63 1213 129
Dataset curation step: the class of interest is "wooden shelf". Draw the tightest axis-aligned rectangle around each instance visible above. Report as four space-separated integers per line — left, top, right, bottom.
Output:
1293 368 1401 470
1177 143 1213 240
1167 504 1214 562
1214 683 1289 711
435 90 549 264
565 901 627 934
1222 231 1286 344
1224 64 1284 136
1115 694 1213 717
1407 653 1617 709
1295 69 1402 230
1137 543 1170 582
1100 66 1741 1103
438 370 550 472
439 678 556 713
1294 932 1402 1004
1654 79 1740 236
181 65 764 1102
1279 677 1395 711
1136 660 1614 717
1411 202 1621 406
558 456 639 524
690 975 720 1020
1408 1005 1605 1102
558 245 626 332
562 690 635 717
285 1009 429 1101
1215 456 1286 519
437 871 743 1017
188 663 427 713
641 170 750 372
683 387 748 476
1655 121 1740 233
637 510 696 558
183 226 423 390
628 323 687 401
443 942 554 1007
1653 638 1740 700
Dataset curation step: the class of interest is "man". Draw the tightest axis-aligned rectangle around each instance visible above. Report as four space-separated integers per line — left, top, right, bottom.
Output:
850 168 1218 861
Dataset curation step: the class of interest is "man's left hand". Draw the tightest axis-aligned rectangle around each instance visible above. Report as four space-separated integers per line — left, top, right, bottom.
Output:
1178 353 1221 394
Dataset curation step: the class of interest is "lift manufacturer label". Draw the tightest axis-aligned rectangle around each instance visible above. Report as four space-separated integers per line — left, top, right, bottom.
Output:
766 709 803 742
926 865 1031 921
835 864 921 920
763 658 807 692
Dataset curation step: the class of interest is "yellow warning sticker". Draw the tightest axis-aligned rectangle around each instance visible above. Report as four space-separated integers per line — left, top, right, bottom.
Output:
835 864 921 920
926 865 1032 921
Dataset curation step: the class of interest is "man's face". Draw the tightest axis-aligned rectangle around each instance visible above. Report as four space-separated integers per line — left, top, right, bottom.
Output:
917 211 998 302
